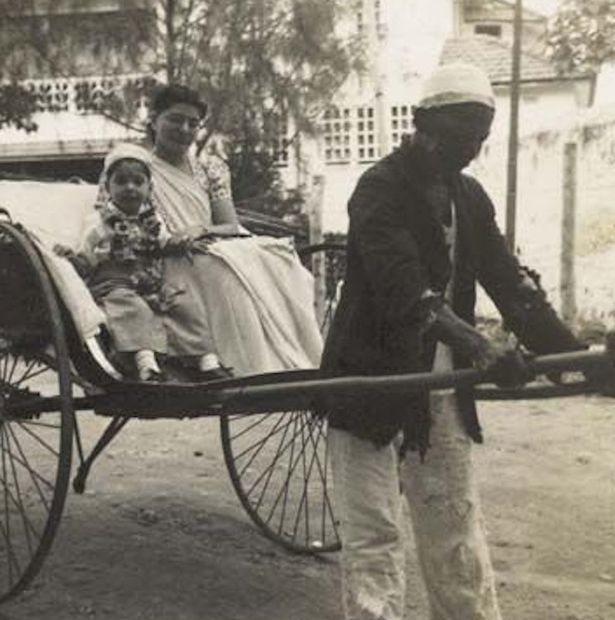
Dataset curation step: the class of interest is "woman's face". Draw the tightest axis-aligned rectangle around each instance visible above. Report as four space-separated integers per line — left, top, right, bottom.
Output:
152 103 202 156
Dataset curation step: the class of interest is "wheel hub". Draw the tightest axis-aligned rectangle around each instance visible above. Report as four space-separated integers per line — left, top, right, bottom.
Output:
0 383 41 421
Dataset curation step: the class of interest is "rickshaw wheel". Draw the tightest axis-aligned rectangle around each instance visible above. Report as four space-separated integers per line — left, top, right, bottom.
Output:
220 242 346 554
0 222 74 602
221 408 340 554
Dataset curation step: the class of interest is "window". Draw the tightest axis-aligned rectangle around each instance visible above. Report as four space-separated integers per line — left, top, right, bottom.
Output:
357 0 386 37
271 117 290 166
374 0 381 25
357 106 376 162
474 24 502 38
390 105 411 147
322 106 352 163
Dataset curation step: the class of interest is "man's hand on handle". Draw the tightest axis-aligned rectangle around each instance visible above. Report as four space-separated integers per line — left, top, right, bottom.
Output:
432 304 535 388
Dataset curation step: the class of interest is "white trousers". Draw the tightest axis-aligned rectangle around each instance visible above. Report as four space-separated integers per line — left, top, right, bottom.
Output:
329 392 502 620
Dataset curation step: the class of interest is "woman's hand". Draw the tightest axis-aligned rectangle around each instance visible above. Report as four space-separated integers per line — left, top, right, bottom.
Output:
182 225 210 240
165 233 201 257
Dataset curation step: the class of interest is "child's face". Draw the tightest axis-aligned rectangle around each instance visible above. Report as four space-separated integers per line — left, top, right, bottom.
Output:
107 159 151 215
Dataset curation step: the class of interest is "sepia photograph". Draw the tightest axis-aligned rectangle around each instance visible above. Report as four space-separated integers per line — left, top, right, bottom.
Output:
0 1 614 619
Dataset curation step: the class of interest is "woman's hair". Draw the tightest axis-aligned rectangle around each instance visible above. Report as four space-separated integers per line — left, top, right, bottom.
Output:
146 83 208 143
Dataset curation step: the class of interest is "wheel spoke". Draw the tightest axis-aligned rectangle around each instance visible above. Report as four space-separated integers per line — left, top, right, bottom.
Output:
272 413 301 531
0 459 42 543
308 418 338 546
264 413 314 528
0 444 55 496
9 358 37 386
15 364 51 387
19 420 61 430
4 428 37 557
299 416 337 537
242 414 301 500
228 413 279 442
15 422 59 457
4 423 52 511
290 413 321 545
1 431 16 586
2 354 18 384
289 413 330 546
290 414 310 543
0 519 22 589
235 413 291 469
250 414 296 513
243 412 311 504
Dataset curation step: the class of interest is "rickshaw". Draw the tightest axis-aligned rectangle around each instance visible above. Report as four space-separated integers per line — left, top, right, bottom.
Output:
0 188 612 604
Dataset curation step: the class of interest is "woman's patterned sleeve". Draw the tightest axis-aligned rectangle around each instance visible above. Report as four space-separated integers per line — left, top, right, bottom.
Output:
203 155 233 204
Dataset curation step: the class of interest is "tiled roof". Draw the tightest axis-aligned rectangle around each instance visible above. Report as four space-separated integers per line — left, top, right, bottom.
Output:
440 35 588 84
464 0 545 22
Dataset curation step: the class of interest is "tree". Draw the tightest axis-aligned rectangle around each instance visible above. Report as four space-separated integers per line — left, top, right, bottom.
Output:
146 0 362 217
546 0 615 75
0 0 154 131
0 83 38 132
0 0 362 217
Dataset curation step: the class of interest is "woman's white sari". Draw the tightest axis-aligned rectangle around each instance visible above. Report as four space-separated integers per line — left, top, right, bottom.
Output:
148 151 323 375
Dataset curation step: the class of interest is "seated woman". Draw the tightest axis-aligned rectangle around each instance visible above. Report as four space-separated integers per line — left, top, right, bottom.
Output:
97 84 322 377
56 143 230 382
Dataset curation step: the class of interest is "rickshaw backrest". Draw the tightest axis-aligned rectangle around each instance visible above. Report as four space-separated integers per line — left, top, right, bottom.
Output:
0 180 98 248
0 236 51 346
0 181 101 352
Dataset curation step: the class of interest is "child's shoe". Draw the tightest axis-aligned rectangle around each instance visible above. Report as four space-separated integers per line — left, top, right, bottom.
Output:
198 353 233 381
138 367 166 383
198 365 234 381
135 349 164 382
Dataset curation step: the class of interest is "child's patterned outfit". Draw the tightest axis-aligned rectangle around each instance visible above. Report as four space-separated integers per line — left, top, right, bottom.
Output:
74 200 214 358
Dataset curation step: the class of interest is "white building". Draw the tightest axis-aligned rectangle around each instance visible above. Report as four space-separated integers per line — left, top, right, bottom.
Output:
0 0 593 234
276 0 593 233
0 0 153 180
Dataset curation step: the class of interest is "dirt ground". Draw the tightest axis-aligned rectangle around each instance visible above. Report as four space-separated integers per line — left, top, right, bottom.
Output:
2 394 614 620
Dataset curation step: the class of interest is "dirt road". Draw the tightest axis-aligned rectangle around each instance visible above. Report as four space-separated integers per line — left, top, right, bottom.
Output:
2 395 614 620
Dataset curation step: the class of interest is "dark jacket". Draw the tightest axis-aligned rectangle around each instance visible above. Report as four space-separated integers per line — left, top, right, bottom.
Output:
321 136 583 452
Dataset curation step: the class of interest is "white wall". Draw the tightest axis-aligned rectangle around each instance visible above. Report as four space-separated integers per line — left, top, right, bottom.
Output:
594 61 615 106
492 81 592 138
472 105 615 325
291 79 590 235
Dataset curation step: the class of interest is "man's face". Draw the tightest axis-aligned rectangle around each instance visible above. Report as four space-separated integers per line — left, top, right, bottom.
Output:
425 103 494 173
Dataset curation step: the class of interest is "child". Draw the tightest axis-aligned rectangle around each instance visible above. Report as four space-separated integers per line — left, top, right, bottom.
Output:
56 143 230 382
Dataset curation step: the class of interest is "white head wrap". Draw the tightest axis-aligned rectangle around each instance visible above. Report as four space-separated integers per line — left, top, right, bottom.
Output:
417 63 495 110
103 143 152 177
